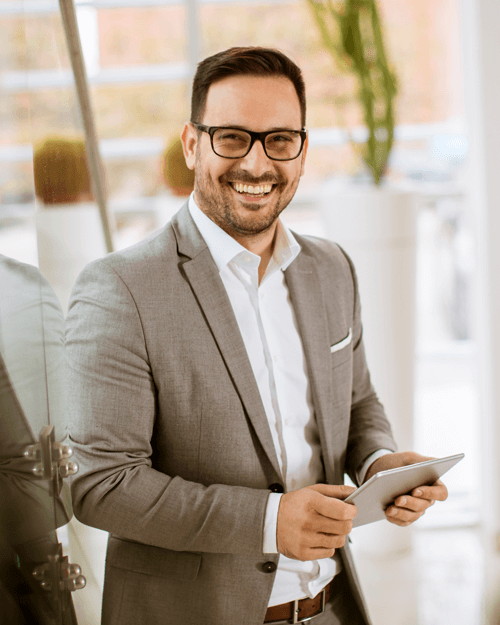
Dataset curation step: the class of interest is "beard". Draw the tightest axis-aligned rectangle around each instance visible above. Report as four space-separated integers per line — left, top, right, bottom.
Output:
194 150 301 238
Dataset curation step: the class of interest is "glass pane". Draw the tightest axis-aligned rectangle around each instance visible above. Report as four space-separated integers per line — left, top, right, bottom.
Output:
1 0 90 621
98 6 187 67
200 1 359 127
0 257 75 624
200 0 465 176
30 89 84 143
92 81 187 139
24 14 71 71
91 81 189 238
0 14 68 72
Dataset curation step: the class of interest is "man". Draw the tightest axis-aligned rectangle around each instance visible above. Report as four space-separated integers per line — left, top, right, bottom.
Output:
66 47 447 625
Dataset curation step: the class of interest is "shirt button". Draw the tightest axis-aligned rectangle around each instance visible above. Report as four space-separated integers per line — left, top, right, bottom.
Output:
269 483 284 493
262 561 277 573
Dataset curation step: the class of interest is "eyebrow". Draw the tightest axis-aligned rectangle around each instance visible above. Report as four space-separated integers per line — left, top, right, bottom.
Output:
215 125 303 132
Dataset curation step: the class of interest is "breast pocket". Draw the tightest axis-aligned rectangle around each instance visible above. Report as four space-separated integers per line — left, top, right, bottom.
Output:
330 327 353 369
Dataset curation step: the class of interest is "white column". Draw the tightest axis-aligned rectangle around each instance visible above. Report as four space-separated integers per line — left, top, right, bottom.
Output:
320 186 419 625
320 185 417 456
460 0 500 619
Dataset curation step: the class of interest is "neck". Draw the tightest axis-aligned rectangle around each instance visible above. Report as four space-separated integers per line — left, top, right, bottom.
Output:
232 223 278 284
191 193 279 283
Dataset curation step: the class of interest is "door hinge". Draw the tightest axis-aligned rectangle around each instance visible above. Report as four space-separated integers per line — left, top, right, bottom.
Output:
24 424 78 496
32 542 86 596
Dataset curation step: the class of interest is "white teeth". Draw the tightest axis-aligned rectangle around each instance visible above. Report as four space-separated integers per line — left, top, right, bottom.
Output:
232 183 272 195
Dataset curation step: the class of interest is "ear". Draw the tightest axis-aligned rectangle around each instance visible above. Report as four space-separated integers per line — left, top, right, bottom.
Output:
181 122 197 170
299 132 309 177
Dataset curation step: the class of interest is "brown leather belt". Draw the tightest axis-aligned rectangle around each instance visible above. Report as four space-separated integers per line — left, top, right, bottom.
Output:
264 575 339 623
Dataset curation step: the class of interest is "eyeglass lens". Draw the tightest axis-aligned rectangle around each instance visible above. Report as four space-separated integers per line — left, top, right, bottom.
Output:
212 129 301 160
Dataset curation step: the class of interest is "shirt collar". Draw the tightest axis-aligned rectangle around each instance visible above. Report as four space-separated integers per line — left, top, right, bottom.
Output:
188 193 301 275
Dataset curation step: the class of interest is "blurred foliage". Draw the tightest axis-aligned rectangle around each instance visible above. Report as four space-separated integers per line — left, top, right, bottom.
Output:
162 136 194 196
306 0 397 185
33 136 93 205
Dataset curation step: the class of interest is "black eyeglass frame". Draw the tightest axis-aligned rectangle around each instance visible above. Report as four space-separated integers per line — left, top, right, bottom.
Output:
192 123 307 161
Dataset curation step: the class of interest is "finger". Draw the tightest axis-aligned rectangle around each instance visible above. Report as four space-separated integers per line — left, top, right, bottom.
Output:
393 495 433 513
309 484 357 499
318 535 346 549
412 480 448 502
386 515 412 527
298 547 336 561
306 532 346 550
386 505 424 524
313 494 357 521
311 517 353 536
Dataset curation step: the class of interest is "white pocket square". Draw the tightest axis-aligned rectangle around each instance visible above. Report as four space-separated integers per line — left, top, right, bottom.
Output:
330 328 353 353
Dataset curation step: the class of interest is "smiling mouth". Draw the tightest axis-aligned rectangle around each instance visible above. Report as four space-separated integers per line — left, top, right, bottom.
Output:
230 182 274 197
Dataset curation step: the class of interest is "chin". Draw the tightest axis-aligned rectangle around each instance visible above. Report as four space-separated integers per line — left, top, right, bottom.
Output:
230 202 282 229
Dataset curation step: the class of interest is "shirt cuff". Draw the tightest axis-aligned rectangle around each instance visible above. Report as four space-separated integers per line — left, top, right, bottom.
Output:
263 493 283 554
357 449 394 485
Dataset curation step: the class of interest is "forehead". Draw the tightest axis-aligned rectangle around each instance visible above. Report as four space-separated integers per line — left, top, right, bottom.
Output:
202 74 302 131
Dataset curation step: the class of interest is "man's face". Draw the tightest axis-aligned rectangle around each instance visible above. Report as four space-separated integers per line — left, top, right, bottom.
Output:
182 74 307 238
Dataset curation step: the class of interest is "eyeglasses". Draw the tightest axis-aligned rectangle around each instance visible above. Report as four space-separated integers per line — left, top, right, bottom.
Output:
192 123 307 161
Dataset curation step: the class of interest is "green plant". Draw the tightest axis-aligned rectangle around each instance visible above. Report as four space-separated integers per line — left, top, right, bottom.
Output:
306 0 398 185
33 136 93 205
162 136 195 196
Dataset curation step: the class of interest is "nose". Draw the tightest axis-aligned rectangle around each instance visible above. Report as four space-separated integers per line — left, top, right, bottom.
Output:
239 137 273 176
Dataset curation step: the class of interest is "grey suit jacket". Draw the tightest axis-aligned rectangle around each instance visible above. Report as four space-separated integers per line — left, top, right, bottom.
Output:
66 205 397 625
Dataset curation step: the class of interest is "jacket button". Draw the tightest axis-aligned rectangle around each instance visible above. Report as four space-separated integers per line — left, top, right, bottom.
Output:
269 483 284 493
262 561 277 573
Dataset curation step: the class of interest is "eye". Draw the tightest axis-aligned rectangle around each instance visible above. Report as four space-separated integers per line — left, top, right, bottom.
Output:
219 133 244 140
269 134 294 143
215 130 249 143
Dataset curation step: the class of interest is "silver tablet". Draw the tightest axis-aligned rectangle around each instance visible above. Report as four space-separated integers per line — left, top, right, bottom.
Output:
344 453 464 527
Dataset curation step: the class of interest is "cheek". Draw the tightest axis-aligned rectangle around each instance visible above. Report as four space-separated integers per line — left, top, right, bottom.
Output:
282 164 302 185
204 157 232 183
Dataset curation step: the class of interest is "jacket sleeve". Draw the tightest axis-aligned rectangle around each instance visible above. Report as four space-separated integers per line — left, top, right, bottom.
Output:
66 259 270 556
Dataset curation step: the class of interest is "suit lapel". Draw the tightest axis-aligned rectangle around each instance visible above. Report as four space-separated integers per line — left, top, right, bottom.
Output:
172 206 282 480
285 252 336 481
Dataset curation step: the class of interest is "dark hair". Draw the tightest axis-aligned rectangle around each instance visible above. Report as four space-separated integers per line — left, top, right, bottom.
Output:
191 47 306 127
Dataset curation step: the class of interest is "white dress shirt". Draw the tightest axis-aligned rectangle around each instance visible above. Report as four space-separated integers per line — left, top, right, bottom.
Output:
188 196 391 606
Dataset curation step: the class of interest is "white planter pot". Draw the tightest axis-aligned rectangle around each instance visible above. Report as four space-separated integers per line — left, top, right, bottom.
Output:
320 182 418 561
321 182 417 451
36 202 107 314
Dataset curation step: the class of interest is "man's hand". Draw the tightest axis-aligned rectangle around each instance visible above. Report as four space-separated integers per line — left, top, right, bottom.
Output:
276 484 357 561
364 451 448 527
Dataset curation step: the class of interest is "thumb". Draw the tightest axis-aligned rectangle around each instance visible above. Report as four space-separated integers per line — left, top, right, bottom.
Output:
308 483 356 500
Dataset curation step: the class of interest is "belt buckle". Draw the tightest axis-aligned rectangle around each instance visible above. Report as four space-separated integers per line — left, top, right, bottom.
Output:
291 587 326 624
